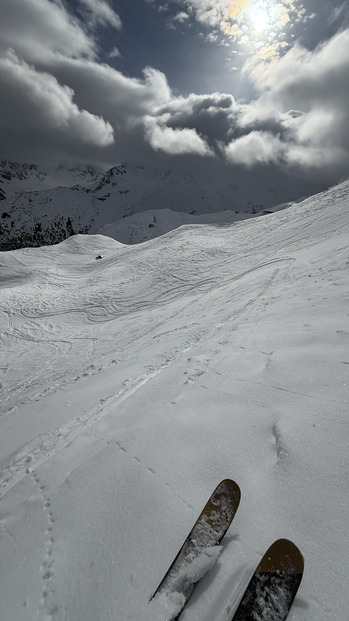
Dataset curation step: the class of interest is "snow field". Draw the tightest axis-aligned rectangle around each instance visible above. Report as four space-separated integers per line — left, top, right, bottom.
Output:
0 181 348 620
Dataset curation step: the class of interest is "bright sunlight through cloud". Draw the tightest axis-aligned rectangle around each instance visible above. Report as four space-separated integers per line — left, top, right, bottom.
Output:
216 0 310 64
252 8 271 31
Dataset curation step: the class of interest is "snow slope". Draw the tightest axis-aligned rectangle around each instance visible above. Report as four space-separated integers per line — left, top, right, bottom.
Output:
98 208 251 245
0 180 348 621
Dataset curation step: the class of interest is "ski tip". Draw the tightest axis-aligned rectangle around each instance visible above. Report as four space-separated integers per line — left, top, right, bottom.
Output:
257 538 304 576
215 479 241 502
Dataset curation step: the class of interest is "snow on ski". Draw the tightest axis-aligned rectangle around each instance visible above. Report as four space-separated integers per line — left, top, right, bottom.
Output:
231 538 304 621
151 479 241 620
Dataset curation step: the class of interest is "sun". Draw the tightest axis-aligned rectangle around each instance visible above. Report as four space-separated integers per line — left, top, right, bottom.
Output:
252 7 271 32
245 1 278 35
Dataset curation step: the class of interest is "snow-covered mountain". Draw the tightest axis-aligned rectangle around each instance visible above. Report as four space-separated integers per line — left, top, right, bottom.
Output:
1 160 298 250
0 160 103 200
0 179 348 620
0 160 105 250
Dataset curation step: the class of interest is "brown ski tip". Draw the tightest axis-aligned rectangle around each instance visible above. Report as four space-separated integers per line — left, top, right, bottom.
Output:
257 538 304 576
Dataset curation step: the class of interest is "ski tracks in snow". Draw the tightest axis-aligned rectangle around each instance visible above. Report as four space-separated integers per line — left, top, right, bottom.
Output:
0 319 207 509
0 250 300 621
0 336 198 503
0 255 295 504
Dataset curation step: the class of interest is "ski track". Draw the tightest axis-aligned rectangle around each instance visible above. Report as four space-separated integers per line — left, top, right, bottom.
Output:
0 257 292 502
0 254 293 417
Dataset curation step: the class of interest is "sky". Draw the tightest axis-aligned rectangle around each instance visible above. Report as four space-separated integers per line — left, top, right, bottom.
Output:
0 0 349 196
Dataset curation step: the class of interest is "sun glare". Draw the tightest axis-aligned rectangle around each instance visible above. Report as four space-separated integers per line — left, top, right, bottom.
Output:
223 0 300 64
252 8 270 31
245 1 280 35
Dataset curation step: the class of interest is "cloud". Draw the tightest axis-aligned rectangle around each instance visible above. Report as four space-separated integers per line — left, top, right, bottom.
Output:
239 29 349 171
0 0 95 64
328 1 349 26
44 55 211 157
78 0 122 29
145 118 214 156
0 50 113 146
179 0 226 27
179 0 309 32
173 12 190 23
151 92 237 154
109 46 122 58
0 0 348 186
224 131 285 166
247 29 349 112
50 60 172 126
137 28 349 175
287 143 348 170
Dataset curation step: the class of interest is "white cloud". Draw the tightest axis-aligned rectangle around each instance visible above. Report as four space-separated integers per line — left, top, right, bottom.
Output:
50 61 172 125
224 131 285 166
205 32 219 43
109 46 122 58
0 0 95 63
173 12 190 23
144 116 213 156
328 1 349 25
247 29 349 110
240 29 349 171
0 50 113 146
287 144 348 169
180 0 227 27
79 0 122 29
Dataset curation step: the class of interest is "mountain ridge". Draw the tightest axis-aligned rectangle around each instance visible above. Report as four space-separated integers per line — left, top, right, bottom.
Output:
0 159 313 251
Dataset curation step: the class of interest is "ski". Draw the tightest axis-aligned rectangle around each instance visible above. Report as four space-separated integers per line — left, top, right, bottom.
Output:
231 538 304 621
151 479 241 620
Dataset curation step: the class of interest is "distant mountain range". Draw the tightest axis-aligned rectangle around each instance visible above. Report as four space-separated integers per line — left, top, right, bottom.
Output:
0 159 298 251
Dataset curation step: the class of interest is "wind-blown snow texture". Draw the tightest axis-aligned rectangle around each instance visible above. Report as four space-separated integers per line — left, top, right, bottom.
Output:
0 180 348 621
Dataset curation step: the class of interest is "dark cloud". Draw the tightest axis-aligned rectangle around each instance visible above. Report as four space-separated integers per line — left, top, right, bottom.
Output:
153 93 237 152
